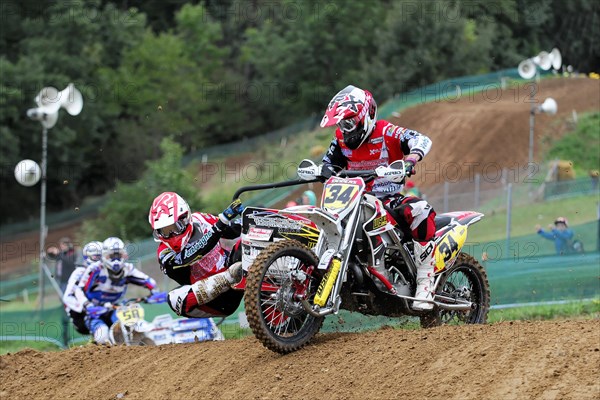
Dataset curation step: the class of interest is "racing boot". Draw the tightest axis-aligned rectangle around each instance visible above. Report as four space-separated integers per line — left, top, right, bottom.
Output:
227 261 243 285
412 240 435 311
192 263 242 305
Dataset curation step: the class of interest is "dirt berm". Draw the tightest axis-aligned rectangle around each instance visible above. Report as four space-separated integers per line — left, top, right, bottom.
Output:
1 320 599 399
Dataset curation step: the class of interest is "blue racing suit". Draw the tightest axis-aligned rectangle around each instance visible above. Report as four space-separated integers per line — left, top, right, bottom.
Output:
76 261 157 342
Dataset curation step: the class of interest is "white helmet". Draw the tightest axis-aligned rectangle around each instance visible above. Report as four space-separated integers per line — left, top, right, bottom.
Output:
82 241 103 266
320 85 378 150
148 192 193 252
102 237 128 276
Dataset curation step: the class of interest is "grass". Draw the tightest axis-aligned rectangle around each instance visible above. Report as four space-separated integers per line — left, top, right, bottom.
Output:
546 112 600 172
469 193 599 243
0 340 62 355
488 298 600 323
192 126 333 214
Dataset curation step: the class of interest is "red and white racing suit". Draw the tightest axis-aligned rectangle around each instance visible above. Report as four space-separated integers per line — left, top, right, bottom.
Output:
322 119 436 242
157 212 242 318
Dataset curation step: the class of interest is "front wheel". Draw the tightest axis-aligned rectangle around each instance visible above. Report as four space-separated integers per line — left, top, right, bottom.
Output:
244 239 324 354
420 253 490 328
109 322 154 346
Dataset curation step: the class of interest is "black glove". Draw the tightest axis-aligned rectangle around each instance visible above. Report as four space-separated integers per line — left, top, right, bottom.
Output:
319 164 336 181
404 155 420 177
220 198 245 224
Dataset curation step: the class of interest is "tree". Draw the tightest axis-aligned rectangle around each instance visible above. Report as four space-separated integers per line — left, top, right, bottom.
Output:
80 137 202 242
241 0 385 128
0 0 147 224
369 0 495 99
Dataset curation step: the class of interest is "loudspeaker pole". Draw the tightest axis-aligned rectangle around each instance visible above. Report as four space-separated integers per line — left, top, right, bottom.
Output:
38 127 48 313
24 83 83 313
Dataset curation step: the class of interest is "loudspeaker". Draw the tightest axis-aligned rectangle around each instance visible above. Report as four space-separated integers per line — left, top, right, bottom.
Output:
518 59 537 79
534 51 552 70
539 98 557 115
35 83 83 116
26 107 59 129
550 48 562 70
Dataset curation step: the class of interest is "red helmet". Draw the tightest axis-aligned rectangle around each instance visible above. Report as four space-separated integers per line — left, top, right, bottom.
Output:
149 192 193 252
320 85 378 150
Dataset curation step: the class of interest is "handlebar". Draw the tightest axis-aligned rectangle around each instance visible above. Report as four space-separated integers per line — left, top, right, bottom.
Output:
231 166 399 202
232 171 382 202
232 178 321 201
337 169 377 178
119 292 167 306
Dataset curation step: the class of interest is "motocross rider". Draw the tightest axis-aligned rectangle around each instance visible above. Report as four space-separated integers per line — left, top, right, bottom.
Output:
77 237 159 344
61 240 102 334
320 85 436 310
148 192 245 319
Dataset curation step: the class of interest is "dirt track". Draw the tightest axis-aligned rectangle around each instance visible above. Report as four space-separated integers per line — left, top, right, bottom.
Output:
390 77 600 191
1 320 599 399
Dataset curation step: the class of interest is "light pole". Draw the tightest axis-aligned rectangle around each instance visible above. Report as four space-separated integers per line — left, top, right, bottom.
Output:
527 95 557 200
23 84 83 311
529 96 558 166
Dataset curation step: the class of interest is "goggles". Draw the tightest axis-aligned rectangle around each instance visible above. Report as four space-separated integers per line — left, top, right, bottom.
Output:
86 254 101 262
337 115 361 133
155 218 188 239
106 251 125 261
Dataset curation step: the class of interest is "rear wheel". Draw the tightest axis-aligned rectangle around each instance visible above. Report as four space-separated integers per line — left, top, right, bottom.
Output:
420 253 490 328
244 240 324 354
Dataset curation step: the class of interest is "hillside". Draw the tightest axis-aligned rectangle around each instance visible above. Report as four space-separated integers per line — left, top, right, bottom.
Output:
1 320 599 399
388 77 599 190
2 77 598 277
196 77 599 199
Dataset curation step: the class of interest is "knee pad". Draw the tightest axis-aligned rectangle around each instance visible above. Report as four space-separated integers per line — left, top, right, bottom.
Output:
168 285 195 316
93 324 110 345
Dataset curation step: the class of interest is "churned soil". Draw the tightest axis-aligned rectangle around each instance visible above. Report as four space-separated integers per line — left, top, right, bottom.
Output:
1 320 599 400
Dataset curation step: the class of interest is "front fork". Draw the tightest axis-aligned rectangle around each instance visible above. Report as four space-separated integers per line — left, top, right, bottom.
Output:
299 204 364 317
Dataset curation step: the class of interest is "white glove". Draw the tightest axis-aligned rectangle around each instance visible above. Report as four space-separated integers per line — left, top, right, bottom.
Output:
375 165 405 183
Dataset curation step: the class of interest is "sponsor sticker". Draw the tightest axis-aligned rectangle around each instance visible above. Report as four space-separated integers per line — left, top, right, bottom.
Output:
247 227 274 241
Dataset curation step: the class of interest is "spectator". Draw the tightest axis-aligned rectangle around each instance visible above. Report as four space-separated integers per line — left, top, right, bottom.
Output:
47 237 77 293
536 217 575 255
300 190 317 206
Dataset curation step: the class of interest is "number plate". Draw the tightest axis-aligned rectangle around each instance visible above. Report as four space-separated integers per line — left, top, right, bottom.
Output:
116 304 144 325
434 225 467 272
322 178 364 211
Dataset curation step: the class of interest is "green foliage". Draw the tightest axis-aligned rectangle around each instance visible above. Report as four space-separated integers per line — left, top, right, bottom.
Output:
0 341 62 355
547 113 600 172
2 0 599 225
81 137 202 241
0 1 148 222
370 0 496 98
469 194 599 242
488 299 600 323
241 0 385 126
